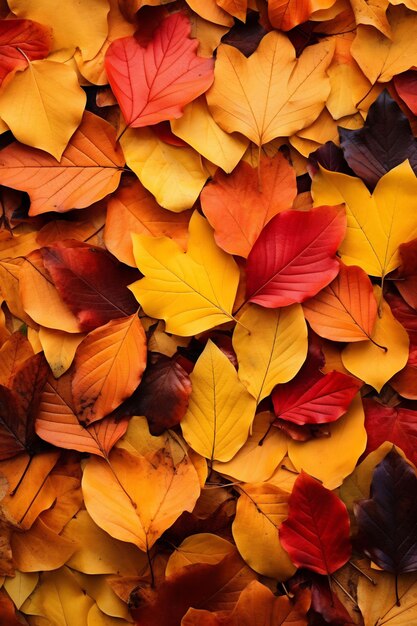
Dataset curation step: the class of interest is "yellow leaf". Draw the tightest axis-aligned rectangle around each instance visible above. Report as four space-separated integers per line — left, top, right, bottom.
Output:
71 572 130 620
71 315 147 424
121 127 209 212
171 96 248 173
206 34 334 146
233 304 308 403
311 160 417 278
190 14 229 57
11 518 77 572
3 571 38 609
82 447 201 551
38 328 84 378
130 211 240 336
352 6 417 84
87 605 132 626
165 533 236 576
0 60 86 160
186 0 234 26
288 395 367 489
9 0 109 60
181 340 256 462
21 567 94 626
62 510 147 575
342 288 409 392
232 483 296 580
358 565 417 626
213 411 287 483
349 0 391 38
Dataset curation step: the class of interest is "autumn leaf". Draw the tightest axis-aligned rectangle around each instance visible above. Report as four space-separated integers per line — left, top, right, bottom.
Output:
40 241 139 332
181 340 256 462
105 12 214 129
82 445 201 551
268 0 336 30
245 205 346 307
394 70 417 115
232 304 308 403
36 374 129 458
355 449 417 581
0 59 86 160
206 33 334 146
200 153 297 258
71 314 147 424
280 472 351 575
302 263 378 343
129 211 240 336
394 238 417 309
0 18 52 85
312 160 417 279
0 111 125 216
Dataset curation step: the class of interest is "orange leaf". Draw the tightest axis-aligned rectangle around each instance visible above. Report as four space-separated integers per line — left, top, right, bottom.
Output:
36 374 129 457
104 177 191 266
302 264 378 342
0 330 33 387
105 12 214 128
0 111 125 216
268 0 337 30
201 153 296 257
0 18 52 86
71 314 147 424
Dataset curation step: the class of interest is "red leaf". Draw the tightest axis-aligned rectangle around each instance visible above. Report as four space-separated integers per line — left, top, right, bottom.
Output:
394 70 417 115
363 397 417 466
279 472 351 575
40 241 139 332
245 206 346 307
272 367 361 426
394 238 417 309
0 19 52 85
105 12 214 128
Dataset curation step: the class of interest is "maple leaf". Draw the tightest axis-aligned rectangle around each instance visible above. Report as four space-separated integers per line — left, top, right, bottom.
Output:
105 12 214 128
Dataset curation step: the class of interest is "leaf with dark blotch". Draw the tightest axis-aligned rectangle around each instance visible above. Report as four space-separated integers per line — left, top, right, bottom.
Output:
362 398 417 467
246 205 346 308
134 354 192 436
354 448 417 575
41 241 139 332
339 90 417 188
280 472 351 575
0 353 49 460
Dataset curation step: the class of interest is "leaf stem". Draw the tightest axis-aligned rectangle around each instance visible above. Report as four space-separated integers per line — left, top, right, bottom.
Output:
395 574 400 607
348 560 376 584
331 575 358 607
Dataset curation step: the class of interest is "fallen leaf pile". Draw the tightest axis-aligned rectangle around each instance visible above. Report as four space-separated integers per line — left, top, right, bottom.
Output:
2 1 417 624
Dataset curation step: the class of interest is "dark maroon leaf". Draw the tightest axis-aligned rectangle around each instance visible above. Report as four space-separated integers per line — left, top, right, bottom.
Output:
134 354 192 435
354 448 417 575
40 240 139 332
221 13 267 57
339 90 417 188
308 142 351 177
310 577 356 626
394 70 417 115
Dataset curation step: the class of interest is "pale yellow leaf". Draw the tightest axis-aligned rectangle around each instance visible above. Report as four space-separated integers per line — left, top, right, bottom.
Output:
342 288 409 392
233 304 308 403
213 412 288 483
288 394 367 489
0 60 86 160
358 566 417 626
130 211 240 336
3 571 38 609
171 96 248 173
121 127 209 212
181 340 256 462
232 483 296 580
71 573 130 620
